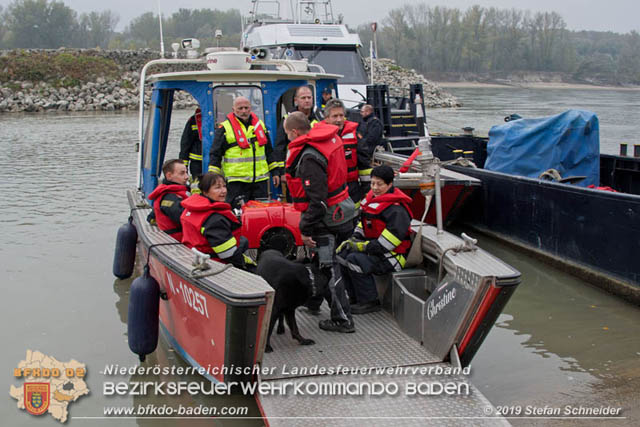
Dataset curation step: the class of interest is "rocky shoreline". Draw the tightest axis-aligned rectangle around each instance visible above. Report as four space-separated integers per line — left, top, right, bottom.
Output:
0 72 200 113
364 58 461 108
0 49 460 113
0 49 203 113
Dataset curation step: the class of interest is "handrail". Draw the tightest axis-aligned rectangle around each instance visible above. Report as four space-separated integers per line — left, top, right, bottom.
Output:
136 58 206 189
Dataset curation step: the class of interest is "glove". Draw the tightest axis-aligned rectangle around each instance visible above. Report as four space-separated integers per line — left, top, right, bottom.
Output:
336 238 353 254
243 254 257 267
336 238 368 254
353 240 369 252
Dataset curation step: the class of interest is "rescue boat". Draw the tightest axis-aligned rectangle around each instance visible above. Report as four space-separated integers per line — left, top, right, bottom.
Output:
114 43 521 423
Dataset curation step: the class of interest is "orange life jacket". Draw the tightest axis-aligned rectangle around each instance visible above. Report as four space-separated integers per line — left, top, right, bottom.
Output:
180 194 241 255
340 120 359 182
148 184 189 240
285 122 349 212
361 187 413 254
226 112 267 149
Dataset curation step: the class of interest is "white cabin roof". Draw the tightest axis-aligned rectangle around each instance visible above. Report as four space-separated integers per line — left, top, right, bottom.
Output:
244 23 362 47
148 69 342 83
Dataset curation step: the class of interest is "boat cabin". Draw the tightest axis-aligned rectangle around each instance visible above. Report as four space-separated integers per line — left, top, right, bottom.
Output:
138 53 340 198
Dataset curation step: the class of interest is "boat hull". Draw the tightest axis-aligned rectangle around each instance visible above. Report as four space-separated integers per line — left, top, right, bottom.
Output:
448 165 640 304
140 245 271 384
128 190 275 384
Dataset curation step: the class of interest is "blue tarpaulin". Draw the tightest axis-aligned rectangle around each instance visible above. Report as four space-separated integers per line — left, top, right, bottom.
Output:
485 110 600 187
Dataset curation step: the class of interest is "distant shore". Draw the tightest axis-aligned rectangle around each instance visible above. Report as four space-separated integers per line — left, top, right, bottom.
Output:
435 81 640 90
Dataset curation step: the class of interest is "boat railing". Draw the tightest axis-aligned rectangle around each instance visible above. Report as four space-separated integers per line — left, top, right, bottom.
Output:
246 0 339 25
246 0 282 24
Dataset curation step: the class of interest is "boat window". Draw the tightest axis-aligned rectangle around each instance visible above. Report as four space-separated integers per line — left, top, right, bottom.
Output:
293 47 368 84
213 86 264 126
274 84 317 128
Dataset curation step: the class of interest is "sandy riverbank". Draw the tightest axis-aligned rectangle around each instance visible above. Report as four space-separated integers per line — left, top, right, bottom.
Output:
436 81 640 90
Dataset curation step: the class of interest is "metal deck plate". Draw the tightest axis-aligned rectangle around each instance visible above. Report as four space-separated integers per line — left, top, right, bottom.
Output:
261 306 440 380
258 364 508 426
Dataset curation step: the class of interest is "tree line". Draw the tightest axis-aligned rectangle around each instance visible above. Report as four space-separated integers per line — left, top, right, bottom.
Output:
356 4 640 84
1 0 638 84
0 0 241 50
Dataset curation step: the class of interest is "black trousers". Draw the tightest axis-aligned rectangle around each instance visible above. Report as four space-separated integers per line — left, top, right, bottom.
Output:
306 228 353 323
189 160 202 178
226 180 269 209
340 252 394 304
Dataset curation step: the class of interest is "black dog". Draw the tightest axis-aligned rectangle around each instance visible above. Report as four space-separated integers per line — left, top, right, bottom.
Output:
257 249 328 353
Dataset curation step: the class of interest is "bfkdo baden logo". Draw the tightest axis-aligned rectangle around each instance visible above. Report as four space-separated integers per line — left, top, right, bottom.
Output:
24 383 50 415
10 350 89 423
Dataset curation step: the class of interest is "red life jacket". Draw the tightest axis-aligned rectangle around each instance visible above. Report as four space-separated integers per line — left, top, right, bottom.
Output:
180 194 241 255
285 121 349 212
195 108 203 141
148 184 189 240
226 112 267 149
361 187 413 254
340 120 359 182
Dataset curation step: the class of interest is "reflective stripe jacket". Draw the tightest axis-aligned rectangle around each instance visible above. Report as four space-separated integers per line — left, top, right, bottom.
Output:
148 183 189 241
179 111 203 175
208 113 279 182
356 187 413 270
180 194 241 261
285 121 350 213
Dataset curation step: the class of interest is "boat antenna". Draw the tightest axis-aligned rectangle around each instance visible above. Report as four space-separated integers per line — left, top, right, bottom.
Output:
157 1 165 57
240 13 245 47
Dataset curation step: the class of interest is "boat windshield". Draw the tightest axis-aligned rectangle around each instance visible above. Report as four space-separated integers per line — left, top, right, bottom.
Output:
213 86 264 126
292 47 367 84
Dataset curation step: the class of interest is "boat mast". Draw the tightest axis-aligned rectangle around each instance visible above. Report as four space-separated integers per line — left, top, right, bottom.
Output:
157 1 165 57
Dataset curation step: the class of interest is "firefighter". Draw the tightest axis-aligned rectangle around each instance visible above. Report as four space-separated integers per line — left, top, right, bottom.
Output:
180 172 254 270
320 87 333 111
274 86 323 172
284 112 358 333
323 99 372 208
147 159 190 241
208 97 281 209
179 108 203 179
337 165 413 314
357 104 384 159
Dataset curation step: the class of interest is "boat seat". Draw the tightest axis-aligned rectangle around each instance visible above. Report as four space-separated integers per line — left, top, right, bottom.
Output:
375 268 428 311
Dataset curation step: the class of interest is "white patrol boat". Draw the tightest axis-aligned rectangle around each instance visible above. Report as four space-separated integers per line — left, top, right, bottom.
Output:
242 0 369 108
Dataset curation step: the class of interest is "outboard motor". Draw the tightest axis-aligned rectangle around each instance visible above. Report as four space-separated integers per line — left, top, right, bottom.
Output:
127 266 160 362
113 217 137 279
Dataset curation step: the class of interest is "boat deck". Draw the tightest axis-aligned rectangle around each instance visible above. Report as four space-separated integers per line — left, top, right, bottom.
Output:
262 305 440 380
259 306 507 426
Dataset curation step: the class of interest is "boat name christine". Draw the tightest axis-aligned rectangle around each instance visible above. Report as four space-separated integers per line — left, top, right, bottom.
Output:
427 288 457 320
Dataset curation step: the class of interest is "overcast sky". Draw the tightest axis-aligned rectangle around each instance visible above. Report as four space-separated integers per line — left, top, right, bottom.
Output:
1 0 638 33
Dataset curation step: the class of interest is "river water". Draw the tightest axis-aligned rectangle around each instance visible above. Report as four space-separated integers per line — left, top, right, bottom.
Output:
1 87 639 426
428 86 640 155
